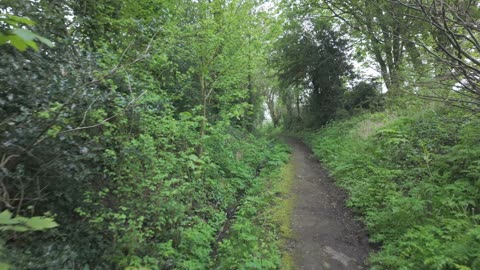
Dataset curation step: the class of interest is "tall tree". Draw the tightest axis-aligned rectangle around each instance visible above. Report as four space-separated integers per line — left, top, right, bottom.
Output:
274 14 352 127
395 0 480 108
165 0 271 153
320 0 427 95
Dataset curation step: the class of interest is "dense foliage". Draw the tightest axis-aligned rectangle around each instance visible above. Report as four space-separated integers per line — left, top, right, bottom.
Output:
273 0 480 269
0 0 291 269
304 105 480 269
268 0 479 128
273 15 352 128
2 0 480 268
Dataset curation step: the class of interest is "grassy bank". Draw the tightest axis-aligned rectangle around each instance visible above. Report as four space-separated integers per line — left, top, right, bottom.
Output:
271 160 296 270
303 106 480 269
213 140 294 269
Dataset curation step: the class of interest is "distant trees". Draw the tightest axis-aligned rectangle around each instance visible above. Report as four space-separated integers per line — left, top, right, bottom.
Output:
318 0 480 109
320 0 425 95
272 0 480 122
271 3 388 128
345 81 384 113
274 15 352 128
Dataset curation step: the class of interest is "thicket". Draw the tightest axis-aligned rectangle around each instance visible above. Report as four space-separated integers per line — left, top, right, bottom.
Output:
0 0 291 269
304 103 480 269
4 0 480 268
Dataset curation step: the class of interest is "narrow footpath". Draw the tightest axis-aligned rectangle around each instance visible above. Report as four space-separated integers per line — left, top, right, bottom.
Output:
285 137 370 270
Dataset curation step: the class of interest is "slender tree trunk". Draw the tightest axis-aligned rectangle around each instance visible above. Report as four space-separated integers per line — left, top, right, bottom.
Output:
266 90 279 127
198 74 207 156
296 90 301 120
247 73 255 131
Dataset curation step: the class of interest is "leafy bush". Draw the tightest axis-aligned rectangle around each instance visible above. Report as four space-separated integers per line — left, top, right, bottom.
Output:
305 108 480 269
1 1 287 268
344 81 384 114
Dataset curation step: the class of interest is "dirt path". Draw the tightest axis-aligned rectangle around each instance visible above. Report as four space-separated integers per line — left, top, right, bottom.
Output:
285 137 370 270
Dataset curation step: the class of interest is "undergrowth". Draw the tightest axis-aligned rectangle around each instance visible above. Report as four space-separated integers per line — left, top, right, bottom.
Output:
304 107 480 270
6 121 291 269
213 139 291 269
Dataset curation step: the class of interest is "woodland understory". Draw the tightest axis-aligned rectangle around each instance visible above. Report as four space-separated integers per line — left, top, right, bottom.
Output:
1 0 479 269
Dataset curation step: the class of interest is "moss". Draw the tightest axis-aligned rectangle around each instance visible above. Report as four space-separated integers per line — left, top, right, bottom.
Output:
270 159 296 269
280 252 295 270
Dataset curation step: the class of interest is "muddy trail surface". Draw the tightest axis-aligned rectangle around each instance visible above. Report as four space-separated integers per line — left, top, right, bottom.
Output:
285 137 370 270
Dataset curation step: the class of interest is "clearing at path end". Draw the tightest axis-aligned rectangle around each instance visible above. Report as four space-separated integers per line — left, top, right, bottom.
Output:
285 137 370 270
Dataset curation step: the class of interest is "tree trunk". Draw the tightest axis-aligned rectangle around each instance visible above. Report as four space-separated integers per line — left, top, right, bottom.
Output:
198 74 207 156
266 90 279 127
296 90 301 120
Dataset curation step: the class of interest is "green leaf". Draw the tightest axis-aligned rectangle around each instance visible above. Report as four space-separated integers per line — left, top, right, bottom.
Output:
12 28 37 41
35 35 54 47
0 33 7 46
0 211 17 225
25 39 38 51
1 225 30 232
0 210 58 231
0 14 35 26
8 34 28 51
24 216 58 230
8 28 53 51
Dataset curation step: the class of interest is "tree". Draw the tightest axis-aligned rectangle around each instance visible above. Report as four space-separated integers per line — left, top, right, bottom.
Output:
161 0 270 154
320 0 428 95
274 14 352 127
345 80 384 113
395 0 480 109
256 69 282 127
